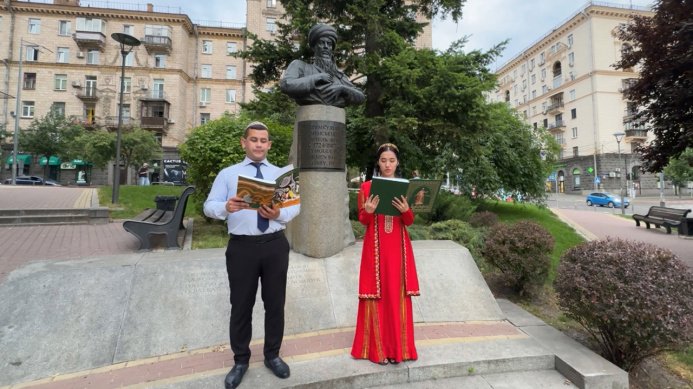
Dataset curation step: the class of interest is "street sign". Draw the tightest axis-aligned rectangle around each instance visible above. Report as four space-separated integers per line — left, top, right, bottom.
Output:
594 177 601 184
548 173 556 182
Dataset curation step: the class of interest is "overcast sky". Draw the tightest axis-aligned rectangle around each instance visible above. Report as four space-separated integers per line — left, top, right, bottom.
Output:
155 0 654 69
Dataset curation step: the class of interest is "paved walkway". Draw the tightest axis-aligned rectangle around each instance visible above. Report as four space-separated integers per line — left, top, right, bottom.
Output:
0 321 524 389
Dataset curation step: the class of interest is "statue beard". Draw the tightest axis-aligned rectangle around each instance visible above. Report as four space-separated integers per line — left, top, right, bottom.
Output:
314 57 339 77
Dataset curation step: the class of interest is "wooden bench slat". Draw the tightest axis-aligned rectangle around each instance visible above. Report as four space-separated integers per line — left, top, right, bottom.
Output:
633 206 691 234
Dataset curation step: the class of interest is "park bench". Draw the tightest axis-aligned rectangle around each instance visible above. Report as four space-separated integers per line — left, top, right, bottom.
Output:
632 206 691 235
123 186 196 250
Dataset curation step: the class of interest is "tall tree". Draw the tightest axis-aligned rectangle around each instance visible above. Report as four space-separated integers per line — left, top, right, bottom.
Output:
18 106 84 183
615 0 693 172
663 148 693 196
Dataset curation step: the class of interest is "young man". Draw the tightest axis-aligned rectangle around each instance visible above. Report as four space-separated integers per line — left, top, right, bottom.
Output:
203 121 300 389
138 163 150 185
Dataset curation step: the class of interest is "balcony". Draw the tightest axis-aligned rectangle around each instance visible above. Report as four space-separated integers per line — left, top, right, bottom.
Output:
143 35 172 54
619 78 637 99
547 120 566 133
140 116 169 132
625 129 648 140
623 109 638 122
72 31 107 51
546 101 564 114
105 116 137 128
141 90 168 101
77 87 100 101
76 117 99 129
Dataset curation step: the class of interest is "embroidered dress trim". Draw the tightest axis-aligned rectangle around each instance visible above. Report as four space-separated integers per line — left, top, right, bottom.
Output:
384 215 394 233
358 214 381 299
400 242 410 360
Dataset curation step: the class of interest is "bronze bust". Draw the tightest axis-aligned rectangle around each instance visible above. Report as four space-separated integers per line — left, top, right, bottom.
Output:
280 24 365 108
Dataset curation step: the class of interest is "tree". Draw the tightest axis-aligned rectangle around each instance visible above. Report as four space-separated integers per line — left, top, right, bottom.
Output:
614 0 693 172
80 130 116 169
179 113 293 214
18 106 84 183
663 148 693 196
119 128 162 171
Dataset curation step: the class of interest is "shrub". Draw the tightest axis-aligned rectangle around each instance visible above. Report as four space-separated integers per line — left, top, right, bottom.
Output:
348 190 359 221
468 211 500 228
406 224 429 241
555 238 693 371
482 221 553 294
416 190 476 224
429 220 485 265
350 220 366 240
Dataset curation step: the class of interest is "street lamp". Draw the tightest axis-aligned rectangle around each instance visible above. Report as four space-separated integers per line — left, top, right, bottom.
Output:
613 132 625 215
111 33 141 204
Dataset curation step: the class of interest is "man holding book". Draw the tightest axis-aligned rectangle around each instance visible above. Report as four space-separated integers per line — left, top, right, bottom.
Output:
203 121 300 389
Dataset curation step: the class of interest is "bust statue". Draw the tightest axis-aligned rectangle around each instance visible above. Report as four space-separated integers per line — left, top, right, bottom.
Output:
280 24 365 108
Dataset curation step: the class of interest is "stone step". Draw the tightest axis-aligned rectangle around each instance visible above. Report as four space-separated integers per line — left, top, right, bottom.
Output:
0 208 109 226
0 214 90 226
371 369 578 389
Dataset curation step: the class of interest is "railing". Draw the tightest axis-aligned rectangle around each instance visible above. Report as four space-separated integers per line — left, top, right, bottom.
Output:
73 31 107 45
77 88 100 99
547 101 564 112
143 90 167 99
625 129 648 138
72 1 182 14
140 117 169 129
548 120 566 130
195 20 246 29
76 117 100 127
624 119 645 131
105 116 136 127
143 36 173 47
623 109 638 121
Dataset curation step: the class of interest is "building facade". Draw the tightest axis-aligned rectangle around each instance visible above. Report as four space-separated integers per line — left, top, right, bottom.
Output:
493 2 669 196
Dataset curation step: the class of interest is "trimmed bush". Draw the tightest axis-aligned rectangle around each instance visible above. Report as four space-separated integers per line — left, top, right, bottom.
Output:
407 224 430 241
555 238 693 371
482 221 553 294
429 220 485 264
348 191 359 221
350 220 366 240
468 211 500 228
416 190 476 224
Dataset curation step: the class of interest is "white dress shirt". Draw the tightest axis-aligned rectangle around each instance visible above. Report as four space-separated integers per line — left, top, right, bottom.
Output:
204 157 300 235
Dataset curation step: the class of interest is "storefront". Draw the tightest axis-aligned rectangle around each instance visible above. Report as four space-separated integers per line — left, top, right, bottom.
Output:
6 154 31 176
39 156 61 181
61 159 93 185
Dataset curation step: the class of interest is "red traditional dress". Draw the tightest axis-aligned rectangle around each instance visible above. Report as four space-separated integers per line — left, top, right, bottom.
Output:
351 180 420 363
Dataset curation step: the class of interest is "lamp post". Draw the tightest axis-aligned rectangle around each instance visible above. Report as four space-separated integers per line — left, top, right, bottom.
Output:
111 33 141 204
613 132 625 215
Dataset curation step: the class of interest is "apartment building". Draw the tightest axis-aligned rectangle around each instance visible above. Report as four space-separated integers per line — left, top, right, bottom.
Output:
493 1 667 196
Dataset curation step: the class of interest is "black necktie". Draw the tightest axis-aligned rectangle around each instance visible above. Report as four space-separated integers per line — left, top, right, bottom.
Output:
250 162 269 232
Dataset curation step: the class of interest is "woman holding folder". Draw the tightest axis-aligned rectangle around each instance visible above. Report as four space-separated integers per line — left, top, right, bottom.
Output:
351 143 420 365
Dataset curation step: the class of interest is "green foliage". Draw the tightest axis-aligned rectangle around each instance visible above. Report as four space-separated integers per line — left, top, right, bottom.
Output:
663 148 693 195
348 190 359 221
483 221 554 295
18 106 85 181
239 85 298 126
80 130 116 169
468 211 499 228
119 128 162 169
350 220 366 240
428 219 484 264
97 185 198 219
555 238 693 371
406 224 430 241
179 113 292 214
416 190 476 224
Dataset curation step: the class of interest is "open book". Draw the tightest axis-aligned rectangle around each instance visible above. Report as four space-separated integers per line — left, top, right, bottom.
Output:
236 165 300 210
370 177 442 216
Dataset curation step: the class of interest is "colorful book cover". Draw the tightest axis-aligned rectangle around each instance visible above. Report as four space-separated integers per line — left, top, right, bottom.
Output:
236 165 300 210
405 179 443 214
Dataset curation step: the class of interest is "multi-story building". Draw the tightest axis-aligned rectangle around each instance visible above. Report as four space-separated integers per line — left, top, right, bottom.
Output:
493 1 668 196
0 0 431 186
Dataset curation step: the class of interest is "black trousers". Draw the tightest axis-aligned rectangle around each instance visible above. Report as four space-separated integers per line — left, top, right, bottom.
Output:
225 234 290 364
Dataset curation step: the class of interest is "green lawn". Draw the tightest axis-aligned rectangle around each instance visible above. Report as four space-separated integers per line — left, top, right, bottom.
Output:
98 185 199 219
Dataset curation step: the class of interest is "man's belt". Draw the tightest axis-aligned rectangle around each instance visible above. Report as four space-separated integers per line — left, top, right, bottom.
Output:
229 230 284 243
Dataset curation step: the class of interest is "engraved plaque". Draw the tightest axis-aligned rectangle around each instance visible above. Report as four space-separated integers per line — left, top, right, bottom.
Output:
297 120 346 171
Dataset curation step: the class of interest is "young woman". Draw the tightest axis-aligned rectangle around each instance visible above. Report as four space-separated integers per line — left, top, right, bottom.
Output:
351 143 420 365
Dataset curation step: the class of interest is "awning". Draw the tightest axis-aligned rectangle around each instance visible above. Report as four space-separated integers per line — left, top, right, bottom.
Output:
39 156 61 166
71 159 92 166
6 155 31 165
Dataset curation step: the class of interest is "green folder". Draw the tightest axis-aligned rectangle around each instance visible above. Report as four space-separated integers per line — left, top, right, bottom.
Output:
369 177 410 216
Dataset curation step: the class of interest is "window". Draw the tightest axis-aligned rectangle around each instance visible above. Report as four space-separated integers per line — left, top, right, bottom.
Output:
530 58 535 69
226 65 236 80
568 34 573 46
568 52 574 66
523 110 528 118
28 18 41 34
87 50 99 65
572 127 578 138
532 106 537 115
58 20 71 36
22 101 35 118
531 74 536 84
124 52 133 67
23 73 36 90
57 47 69 63
542 85 548 94
533 122 538 129
153 79 165 98
542 102 547 113
541 68 546 80
117 104 131 123
514 99 518 107
543 118 549 128
523 94 527 104
227 42 237 55
226 89 236 103
539 52 545 65
266 18 276 33
573 147 579 158
522 80 527 89
513 85 518 94
513 69 517 79
0 16 2 31
202 40 213 54
120 77 131 93
200 88 211 103
571 108 577 119
201 64 212 78
267 0 276 7
52 102 66 117
570 89 576 101
200 113 211 125
26 46 39 61
123 25 134 35
531 90 536 99
521 64 526 75
55 74 67 90
76 18 106 33
154 54 166 68
570 71 576 81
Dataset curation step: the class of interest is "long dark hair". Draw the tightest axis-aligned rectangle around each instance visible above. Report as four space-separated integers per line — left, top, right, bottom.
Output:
373 143 402 178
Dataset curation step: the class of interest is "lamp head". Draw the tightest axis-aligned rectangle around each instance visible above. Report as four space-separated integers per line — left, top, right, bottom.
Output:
613 132 625 143
111 33 141 48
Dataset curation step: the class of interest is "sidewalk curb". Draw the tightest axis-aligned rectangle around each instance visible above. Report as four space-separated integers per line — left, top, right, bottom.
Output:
550 208 598 241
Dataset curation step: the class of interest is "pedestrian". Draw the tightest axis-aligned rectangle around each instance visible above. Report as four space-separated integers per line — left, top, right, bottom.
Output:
351 143 420 365
138 163 150 185
203 121 300 389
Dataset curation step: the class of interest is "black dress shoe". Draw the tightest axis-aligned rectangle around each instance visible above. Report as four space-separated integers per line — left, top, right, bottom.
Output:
224 364 248 389
264 357 290 378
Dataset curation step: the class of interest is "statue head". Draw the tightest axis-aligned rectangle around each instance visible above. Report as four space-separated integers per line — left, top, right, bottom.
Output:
308 24 337 59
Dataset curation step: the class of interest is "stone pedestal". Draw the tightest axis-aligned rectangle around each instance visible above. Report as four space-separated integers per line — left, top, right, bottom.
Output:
286 105 355 258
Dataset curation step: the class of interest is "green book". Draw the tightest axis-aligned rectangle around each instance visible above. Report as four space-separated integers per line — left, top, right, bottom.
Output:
369 177 443 216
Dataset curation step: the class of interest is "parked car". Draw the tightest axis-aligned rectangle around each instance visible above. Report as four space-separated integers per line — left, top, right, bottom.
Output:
586 191 629 208
2 176 62 186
